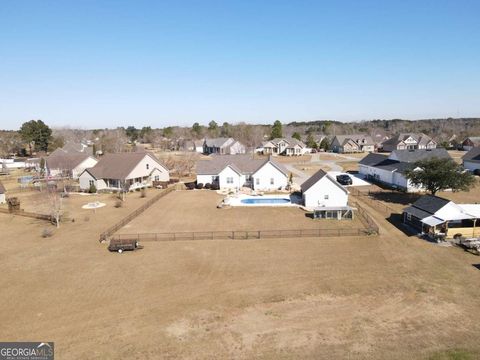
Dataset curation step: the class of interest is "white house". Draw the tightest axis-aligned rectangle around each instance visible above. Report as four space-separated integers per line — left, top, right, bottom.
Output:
462 147 480 172
359 149 452 192
196 155 289 191
79 152 169 192
330 135 375 153
45 153 98 179
461 137 480 151
381 133 436 152
301 169 349 208
203 138 246 155
262 138 309 156
0 182 6 204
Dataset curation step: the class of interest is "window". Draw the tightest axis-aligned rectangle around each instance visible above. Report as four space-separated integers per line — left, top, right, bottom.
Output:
154 175 159 181
89 180 94 187
256 178 260 185
146 164 150 170
324 195 329 200
270 178 274 185
226 177 234 184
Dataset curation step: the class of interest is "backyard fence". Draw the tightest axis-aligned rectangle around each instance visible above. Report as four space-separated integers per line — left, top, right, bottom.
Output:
111 226 373 242
99 186 175 242
351 202 380 234
0 207 52 222
349 187 396 217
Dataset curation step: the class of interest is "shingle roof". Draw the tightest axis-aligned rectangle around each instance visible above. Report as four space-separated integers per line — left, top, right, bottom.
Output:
390 148 450 163
462 147 480 162
381 133 434 147
269 138 307 148
204 138 232 148
410 195 451 215
46 153 92 171
196 155 288 176
86 152 165 180
334 134 374 146
50 141 93 156
0 181 5 194
359 153 388 166
300 169 328 192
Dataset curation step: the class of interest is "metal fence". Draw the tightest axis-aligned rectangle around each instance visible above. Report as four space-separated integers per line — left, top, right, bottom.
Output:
351 202 380 234
111 226 374 242
349 187 395 216
99 187 175 242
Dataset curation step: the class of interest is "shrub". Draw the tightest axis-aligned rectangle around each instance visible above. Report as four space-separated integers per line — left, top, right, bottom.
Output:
41 228 53 238
204 183 212 189
88 183 97 194
114 199 123 208
196 183 204 189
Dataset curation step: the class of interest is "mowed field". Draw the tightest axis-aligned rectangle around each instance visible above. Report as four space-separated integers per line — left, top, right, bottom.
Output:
1 186 480 359
117 190 366 234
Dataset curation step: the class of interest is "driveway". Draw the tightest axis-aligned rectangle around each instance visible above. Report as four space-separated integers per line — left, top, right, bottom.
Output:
327 171 371 187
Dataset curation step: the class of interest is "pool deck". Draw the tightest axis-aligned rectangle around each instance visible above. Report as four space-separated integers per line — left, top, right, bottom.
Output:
225 193 303 207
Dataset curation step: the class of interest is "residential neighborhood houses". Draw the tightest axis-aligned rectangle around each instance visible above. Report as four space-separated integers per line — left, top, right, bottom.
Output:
358 148 451 192
462 147 480 172
403 195 480 239
330 134 375 153
262 138 309 156
461 137 480 151
203 138 246 155
45 152 98 179
79 152 169 192
196 154 289 191
380 133 436 152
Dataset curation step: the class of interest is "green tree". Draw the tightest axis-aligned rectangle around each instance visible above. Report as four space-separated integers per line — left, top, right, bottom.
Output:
319 137 330 151
270 120 283 139
208 120 219 137
192 122 202 137
125 126 138 142
404 158 476 195
292 132 302 141
306 133 317 148
220 122 232 137
163 127 173 138
19 120 52 154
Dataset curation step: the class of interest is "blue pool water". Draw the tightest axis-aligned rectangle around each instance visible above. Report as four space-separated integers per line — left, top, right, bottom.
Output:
240 198 290 204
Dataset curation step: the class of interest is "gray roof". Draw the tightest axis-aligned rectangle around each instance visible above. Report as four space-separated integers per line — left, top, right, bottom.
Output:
463 147 480 162
86 152 166 180
50 141 93 156
46 153 92 171
462 137 480 145
196 155 288 176
359 153 388 166
334 134 374 146
204 138 232 148
267 138 307 148
0 181 5 194
301 169 328 192
390 148 451 163
381 133 434 147
404 195 451 218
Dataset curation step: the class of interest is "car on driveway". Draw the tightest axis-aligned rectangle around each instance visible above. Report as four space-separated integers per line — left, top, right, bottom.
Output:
336 174 352 185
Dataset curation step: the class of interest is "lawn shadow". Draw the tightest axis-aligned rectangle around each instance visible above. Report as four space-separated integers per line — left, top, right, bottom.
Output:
368 191 421 206
387 213 418 237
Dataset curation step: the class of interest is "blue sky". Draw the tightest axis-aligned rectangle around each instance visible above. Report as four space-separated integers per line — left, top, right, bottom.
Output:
1 0 479 130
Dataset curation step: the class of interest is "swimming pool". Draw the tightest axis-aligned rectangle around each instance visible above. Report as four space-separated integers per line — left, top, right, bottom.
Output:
240 197 291 204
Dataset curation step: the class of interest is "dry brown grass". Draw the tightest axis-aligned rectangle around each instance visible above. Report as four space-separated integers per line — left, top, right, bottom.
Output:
1 189 480 359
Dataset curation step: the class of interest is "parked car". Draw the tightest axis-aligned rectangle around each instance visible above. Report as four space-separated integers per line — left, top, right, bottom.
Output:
336 174 352 185
108 238 144 253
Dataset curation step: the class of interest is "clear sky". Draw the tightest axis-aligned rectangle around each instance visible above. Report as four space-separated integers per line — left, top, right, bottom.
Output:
1 0 479 130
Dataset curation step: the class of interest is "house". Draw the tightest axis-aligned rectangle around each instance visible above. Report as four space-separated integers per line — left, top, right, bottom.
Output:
461 137 480 151
50 141 94 156
45 153 98 179
359 149 451 192
330 135 375 153
79 152 169 192
462 147 480 172
403 195 480 239
196 155 289 191
262 138 309 156
203 138 246 155
0 181 6 204
380 133 436 152
193 140 204 153
300 169 352 219
370 129 390 151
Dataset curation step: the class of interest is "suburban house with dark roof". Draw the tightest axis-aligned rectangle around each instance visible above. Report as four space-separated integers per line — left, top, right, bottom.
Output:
0 181 6 204
45 153 98 179
196 155 288 191
262 138 309 156
78 152 169 192
330 135 374 153
461 137 480 151
50 141 94 156
380 133 436 152
403 195 480 239
462 147 480 172
300 169 351 219
359 149 451 192
203 138 246 155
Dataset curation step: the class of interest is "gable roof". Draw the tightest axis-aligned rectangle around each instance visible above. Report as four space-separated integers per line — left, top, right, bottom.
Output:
46 153 93 171
268 138 307 148
381 133 434 147
333 134 374 146
390 148 450 163
409 195 451 215
86 152 166 180
204 138 232 148
462 137 480 145
300 169 348 194
462 147 480 163
50 141 93 156
359 153 388 166
196 155 287 176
